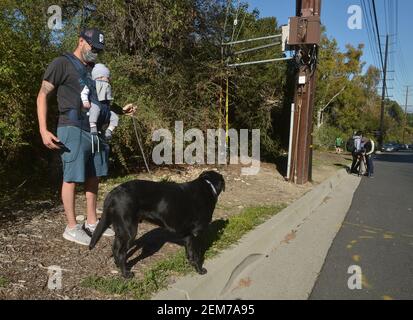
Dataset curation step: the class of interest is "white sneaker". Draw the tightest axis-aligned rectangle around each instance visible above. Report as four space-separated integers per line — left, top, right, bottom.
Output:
82 219 115 237
63 224 91 246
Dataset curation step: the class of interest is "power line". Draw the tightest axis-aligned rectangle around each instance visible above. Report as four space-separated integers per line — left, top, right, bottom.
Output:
361 0 380 69
363 0 386 98
397 40 410 84
396 0 399 37
230 0 241 45
371 0 385 70
364 0 381 69
384 0 399 101
384 0 388 36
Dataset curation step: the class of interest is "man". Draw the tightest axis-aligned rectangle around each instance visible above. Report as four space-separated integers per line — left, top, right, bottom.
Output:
362 137 375 177
335 136 343 154
350 131 363 174
37 28 136 245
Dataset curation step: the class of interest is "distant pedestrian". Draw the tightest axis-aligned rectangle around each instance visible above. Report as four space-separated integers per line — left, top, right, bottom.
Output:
350 131 363 174
361 137 375 177
335 136 344 154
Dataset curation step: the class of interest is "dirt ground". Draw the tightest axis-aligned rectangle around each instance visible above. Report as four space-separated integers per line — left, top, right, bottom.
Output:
0 151 351 300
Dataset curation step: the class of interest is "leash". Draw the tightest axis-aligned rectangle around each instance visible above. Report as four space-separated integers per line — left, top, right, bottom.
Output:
131 115 151 175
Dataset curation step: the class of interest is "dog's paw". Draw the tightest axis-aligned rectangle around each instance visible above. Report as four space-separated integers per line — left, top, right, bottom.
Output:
197 267 207 275
122 271 135 279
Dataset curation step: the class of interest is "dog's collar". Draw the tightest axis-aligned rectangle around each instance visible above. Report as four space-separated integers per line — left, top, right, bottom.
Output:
204 179 218 197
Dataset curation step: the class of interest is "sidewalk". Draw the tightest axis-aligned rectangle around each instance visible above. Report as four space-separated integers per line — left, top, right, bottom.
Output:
153 169 361 300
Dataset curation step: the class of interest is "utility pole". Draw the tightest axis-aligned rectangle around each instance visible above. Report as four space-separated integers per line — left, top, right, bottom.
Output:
288 0 322 184
402 86 411 144
379 34 389 148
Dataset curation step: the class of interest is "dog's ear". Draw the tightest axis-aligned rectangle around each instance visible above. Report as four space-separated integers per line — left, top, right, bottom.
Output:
212 173 225 195
199 171 225 195
199 170 217 181
213 173 226 195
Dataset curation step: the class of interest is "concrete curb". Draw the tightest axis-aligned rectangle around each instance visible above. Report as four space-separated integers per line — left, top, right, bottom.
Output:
153 169 353 300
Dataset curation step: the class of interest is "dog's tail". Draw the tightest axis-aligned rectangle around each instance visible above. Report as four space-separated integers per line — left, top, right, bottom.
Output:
89 201 113 250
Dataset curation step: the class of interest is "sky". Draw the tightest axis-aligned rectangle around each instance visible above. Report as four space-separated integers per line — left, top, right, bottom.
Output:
244 0 413 112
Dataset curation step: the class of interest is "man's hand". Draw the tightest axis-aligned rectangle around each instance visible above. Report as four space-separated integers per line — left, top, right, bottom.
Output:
40 129 61 150
37 80 57 150
83 101 91 109
123 103 138 116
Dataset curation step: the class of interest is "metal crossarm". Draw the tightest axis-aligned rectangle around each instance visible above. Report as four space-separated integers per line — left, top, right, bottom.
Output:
233 42 282 55
227 56 293 68
222 34 282 46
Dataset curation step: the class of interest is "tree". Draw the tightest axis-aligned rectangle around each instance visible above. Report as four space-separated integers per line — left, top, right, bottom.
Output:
0 1 57 160
314 31 365 129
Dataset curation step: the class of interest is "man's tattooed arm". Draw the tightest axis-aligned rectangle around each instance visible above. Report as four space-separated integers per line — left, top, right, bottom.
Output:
40 80 55 96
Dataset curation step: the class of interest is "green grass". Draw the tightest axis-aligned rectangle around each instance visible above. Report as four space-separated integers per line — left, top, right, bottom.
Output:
311 158 324 167
205 205 286 256
81 204 286 299
0 276 9 288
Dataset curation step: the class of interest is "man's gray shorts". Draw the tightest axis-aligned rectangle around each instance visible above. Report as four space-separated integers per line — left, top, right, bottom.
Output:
57 126 109 183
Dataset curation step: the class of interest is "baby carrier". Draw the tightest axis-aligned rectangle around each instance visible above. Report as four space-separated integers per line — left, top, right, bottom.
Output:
61 53 111 132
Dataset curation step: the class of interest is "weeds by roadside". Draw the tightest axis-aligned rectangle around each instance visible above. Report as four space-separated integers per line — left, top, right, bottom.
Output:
0 276 9 288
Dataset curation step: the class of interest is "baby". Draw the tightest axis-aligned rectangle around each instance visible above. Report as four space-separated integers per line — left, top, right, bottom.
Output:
80 63 118 141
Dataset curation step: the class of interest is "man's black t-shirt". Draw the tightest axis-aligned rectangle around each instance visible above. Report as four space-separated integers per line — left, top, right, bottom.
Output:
43 54 92 127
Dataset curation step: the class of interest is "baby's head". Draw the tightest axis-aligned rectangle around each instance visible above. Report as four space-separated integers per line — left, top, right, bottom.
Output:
92 63 113 101
92 63 110 82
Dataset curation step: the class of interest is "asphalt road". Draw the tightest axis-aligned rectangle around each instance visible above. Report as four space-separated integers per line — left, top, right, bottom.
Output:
310 150 413 300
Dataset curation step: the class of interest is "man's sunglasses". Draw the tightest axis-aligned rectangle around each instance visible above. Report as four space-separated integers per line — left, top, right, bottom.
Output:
83 38 103 53
91 47 103 54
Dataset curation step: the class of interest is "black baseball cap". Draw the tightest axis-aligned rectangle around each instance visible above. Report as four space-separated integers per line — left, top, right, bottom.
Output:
79 28 105 50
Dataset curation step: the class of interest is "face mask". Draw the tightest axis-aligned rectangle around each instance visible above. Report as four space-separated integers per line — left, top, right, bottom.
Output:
83 49 98 63
96 80 113 101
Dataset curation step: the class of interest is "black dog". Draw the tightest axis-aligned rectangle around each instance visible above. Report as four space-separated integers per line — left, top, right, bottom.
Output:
89 170 225 278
